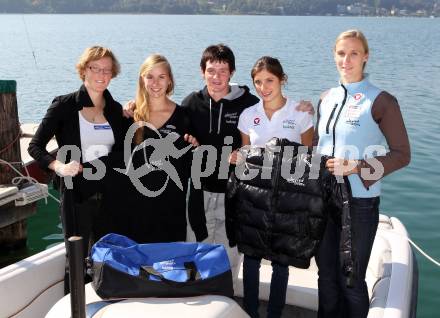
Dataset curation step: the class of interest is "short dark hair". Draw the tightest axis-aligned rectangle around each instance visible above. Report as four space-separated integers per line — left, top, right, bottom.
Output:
251 56 287 83
200 44 236 73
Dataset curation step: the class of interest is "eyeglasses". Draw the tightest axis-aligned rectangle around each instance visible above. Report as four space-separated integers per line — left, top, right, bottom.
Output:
88 66 113 75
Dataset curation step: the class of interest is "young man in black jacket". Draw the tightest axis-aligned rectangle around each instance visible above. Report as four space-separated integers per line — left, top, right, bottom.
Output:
181 44 259 282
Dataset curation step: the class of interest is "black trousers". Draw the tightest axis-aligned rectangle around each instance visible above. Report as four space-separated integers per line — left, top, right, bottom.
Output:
316 196 380 318
243 255 289 318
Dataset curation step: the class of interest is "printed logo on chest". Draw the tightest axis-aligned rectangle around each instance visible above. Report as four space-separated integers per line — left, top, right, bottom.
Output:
160 125 178 136
345 105 361 127
282 119 296 129
353 93 364 101
345 93 365 127
225 112 238 124
94 124 111 130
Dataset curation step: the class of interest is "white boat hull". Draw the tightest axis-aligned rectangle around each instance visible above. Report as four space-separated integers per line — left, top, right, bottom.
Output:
0 214 418 318
0 243 65 318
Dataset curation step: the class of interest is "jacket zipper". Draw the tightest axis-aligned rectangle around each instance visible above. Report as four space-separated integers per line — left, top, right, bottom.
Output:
331 85 348 157
272 140 284 199
315 99 322 132
325 103 338 134
269 139 284 254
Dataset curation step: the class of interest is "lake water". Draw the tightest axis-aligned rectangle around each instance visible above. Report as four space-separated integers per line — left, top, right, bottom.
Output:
1 14 439 317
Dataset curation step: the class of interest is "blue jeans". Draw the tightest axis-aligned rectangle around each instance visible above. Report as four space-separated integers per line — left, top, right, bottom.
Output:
316 196 380 318
243 255 289 318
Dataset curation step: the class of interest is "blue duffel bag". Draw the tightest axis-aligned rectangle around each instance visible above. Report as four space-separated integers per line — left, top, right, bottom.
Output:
89 233 234 299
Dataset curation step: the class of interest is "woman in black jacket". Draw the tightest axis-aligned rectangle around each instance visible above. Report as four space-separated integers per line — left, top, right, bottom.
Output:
229 56 314 318
28 46 129 292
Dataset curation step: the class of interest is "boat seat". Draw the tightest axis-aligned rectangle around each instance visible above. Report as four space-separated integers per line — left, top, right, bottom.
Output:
235 224 395 315
0 243 65 318
366 216 415 318
366 235 392 318
45 283 248 318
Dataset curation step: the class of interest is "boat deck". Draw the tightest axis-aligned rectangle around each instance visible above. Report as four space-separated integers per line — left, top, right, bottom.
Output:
235 297 316 317
20 123 58 166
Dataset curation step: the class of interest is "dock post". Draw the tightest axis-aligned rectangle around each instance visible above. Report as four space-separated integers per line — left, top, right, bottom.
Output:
0 80 36 249
68 236 86 318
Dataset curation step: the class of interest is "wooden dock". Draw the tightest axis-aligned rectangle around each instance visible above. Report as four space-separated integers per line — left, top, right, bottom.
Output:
0 80 58 249
0 123 58 227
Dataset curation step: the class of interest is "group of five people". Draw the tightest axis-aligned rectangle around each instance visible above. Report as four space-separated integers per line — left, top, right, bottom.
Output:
28 29 410 318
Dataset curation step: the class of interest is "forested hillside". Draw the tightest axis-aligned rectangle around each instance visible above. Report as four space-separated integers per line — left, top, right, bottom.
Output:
0 0 437 15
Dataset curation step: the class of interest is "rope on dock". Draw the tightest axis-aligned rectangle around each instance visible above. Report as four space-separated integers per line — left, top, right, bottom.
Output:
0 129 21 156
0 159 60 204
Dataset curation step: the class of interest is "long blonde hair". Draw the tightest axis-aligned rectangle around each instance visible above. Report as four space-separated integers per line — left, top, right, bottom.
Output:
134 54 175 143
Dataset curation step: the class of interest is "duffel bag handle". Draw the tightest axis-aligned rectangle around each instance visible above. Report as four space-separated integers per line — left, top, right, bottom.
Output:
140 261 201 285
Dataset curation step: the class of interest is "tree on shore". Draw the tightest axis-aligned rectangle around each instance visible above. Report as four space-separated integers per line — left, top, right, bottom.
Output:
0 0 436 15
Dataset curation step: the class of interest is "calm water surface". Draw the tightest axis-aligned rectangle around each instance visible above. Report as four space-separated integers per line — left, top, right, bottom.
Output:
0 14 439 317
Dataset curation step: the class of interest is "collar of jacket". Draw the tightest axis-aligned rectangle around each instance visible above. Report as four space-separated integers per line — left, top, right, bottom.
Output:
201 84 248 104
74 84 115 114
339 73 370 95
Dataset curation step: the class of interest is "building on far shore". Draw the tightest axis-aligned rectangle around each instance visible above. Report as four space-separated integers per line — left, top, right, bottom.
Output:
337 2 437 17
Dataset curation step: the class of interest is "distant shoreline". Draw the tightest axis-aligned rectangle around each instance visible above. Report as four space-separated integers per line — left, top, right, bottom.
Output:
1 0 437 18
0 13 437 18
